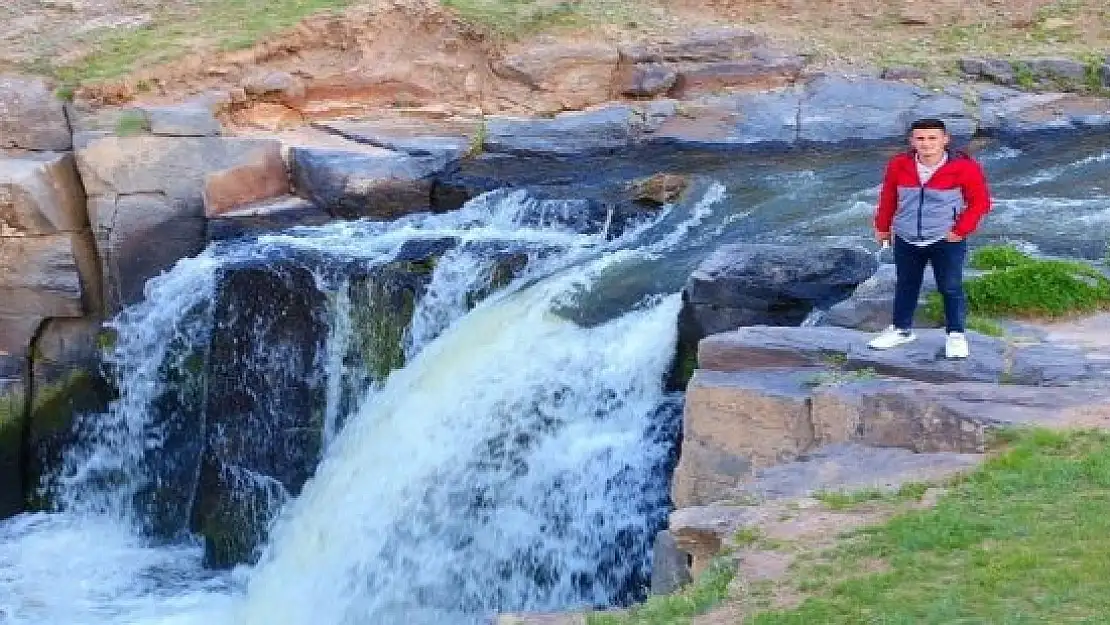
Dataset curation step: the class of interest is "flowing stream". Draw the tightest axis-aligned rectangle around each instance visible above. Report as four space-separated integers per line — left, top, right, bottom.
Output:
2 138 1109 625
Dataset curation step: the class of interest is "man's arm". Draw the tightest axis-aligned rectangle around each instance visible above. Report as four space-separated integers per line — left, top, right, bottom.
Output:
874 159 899 241
951 160 992 239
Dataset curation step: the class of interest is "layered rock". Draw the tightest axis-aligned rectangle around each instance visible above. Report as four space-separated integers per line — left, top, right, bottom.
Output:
0 75 71 151
76 134 283 312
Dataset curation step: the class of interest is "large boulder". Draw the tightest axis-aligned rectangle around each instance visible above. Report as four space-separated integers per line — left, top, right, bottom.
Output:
289 146 446 219
672 369 816 508
483 105 644 156
24 318 111 510
980 92 1110 141
76 135 282 312
192 263 328 567
313 118 477 162
0 355 28 518
652 90 802 148
681 243 877 337
0 75 71 151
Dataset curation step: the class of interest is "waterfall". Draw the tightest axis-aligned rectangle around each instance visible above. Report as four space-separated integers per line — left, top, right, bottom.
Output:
1 181 725 625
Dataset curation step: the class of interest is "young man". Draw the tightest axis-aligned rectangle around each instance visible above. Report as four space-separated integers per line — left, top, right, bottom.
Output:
868 118 992 359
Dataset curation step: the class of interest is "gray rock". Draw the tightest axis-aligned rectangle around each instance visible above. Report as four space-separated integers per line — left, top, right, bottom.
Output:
312 119 474 161
652 89 801 148
683 243 878 336
798 77 921 144
650 530 693 595
698 326 1092 386
0 232 100 317
985 94 1110 139
910 93 977 139
205 196 332 241
738 442 982 500
289 146 445 219
24 318 111 511
823 263 940 332
193 263 328 567
811 379 1110 453
483 105 642 156
144 105 222 137
0 360 27 518
89 193 206 313
0 151 88 235
1026 57 1087 83
1102 62 1110 89
618 63 678 98
0 75 71 151
959 57 1015 85
881 66 927 80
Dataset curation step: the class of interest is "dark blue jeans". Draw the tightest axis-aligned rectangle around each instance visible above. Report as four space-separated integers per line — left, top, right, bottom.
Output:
893 236 967 333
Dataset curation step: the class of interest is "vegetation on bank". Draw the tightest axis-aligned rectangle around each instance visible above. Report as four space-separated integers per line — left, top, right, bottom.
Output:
586 556 735 625
923 244 1110 333
751 428 1110 623
29 0 356 90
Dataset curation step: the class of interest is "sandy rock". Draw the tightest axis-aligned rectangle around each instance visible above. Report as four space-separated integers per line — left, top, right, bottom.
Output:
0 151 87 236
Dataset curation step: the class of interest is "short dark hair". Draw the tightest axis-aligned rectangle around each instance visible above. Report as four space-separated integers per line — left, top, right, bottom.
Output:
910 118 948 133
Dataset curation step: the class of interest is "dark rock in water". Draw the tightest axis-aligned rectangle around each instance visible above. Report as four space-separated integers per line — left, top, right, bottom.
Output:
192 263 328 566
290 146 448 219
682 243 878 335
25 319 113 511
627 173 690 206
0 356 28 519
205 196 333 241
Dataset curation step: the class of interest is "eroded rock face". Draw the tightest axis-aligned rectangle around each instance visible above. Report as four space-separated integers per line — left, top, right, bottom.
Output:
492 43 619 110
0 152 88 236
0 232 101 318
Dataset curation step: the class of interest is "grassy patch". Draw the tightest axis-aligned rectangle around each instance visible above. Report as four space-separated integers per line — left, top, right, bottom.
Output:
924 245 1110 326
587 557 735 625
814 482 931 511
41 0 354 87
804 368 878 388
752 428 1110 624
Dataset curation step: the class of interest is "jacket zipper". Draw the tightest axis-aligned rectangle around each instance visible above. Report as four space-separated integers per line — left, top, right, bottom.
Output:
916 185 924 241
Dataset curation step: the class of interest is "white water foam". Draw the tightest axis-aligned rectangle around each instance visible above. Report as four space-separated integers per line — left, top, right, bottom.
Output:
0 183 725 625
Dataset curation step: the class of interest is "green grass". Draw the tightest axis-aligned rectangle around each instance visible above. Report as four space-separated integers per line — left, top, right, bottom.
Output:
751 428 1110 624
587 557 735 625
924 244 1110 328
39 0 355 88
814 482 931 511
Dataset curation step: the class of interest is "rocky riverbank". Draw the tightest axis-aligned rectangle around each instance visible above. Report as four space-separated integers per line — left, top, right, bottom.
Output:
2 11 1110 593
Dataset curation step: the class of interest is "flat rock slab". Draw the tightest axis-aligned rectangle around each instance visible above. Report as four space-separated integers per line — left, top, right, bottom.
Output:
737 442 983 501
494 614 587 625
812 379 1110 453
699 326 1092 386
206 196 332 241
312 118 477 161
483 105 642 156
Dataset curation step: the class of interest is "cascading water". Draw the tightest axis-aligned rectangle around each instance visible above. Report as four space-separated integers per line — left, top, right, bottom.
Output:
0 181 725 625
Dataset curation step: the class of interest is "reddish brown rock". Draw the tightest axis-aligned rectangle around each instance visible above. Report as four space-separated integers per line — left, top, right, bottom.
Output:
203 143 289 217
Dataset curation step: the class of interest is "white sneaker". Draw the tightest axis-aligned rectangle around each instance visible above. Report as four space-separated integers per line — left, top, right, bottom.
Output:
868 326 916 350
946 332 970 359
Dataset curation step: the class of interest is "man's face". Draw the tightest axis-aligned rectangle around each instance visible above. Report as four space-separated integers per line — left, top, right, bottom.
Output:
910 128 950 160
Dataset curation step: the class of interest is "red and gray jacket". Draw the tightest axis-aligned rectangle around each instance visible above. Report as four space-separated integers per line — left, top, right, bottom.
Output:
874 150 992 243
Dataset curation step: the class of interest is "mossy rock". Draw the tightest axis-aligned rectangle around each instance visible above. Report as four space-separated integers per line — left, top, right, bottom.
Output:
24 368 112 511
0 386 27 518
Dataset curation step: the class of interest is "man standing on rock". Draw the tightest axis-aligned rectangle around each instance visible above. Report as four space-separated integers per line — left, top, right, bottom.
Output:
868 118 992 359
